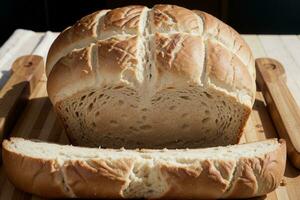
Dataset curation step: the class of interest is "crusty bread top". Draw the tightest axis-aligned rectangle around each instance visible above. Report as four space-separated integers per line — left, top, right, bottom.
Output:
46 4 255 108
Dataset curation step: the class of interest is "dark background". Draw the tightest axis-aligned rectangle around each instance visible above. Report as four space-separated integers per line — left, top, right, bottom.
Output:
1 0 300 46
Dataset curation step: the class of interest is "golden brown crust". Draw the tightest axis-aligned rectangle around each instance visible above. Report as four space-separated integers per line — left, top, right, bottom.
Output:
47 45 95 104
194 11 254 71
160 140 286 199
151 4 201 33
47 36 140 104
206 39 254 97
63 159 133 198
46 10 110 76
155 33 204 83
2 139 134 198
160 160 234 199
99 5 147 37
194 10 256 104
98 36 138 73
225 139 286 198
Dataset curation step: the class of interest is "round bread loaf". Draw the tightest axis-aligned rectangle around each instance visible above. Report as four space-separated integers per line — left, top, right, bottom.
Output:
46 4 256 148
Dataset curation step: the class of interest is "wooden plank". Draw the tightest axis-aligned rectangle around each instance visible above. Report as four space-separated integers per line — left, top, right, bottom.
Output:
256 58 300 168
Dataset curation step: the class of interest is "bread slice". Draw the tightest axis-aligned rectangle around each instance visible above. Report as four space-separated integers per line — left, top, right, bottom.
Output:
2 137 286 199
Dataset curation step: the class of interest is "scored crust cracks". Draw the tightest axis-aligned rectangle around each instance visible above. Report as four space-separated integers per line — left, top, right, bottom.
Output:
46 5 256 148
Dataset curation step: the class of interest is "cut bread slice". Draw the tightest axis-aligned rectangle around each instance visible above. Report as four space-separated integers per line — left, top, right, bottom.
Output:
2 137 286 199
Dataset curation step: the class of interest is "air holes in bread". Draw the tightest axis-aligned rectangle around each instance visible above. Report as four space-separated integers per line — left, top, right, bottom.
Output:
114 85 125 90
204 91 213 99
221 101 226 106
180 96 190 100
167 87 175 89
81 95 86 101
119 100 124 105
202 117 210 123
201 102 207 106
88 91 95 97
169 106 176 110
88 103 93 111
152 96 162 103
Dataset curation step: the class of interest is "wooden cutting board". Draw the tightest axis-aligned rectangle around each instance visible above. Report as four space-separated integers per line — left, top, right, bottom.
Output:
0 56 300 200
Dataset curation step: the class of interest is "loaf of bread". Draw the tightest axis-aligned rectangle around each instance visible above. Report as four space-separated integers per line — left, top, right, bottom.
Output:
46 4 256 148
2 137 285 199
